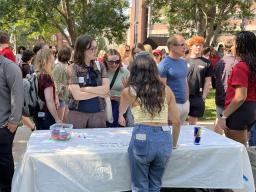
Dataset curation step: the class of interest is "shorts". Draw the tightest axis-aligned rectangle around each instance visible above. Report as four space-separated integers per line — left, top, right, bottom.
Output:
249 123 256 146
226 101 256 130
169 100 189 125
59 100 66 108
188 95 205 118
216 105 224 118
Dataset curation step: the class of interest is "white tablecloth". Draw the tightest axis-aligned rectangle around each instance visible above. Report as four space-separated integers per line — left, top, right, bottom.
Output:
12 126 255 192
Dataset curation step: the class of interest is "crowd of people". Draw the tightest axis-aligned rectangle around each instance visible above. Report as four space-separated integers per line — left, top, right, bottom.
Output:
0 29 256 192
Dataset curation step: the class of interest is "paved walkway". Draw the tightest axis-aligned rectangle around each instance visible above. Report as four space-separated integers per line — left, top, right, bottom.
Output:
13 122 214 165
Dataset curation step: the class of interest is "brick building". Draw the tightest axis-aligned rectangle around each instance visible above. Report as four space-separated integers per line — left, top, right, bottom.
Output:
128 0 256 48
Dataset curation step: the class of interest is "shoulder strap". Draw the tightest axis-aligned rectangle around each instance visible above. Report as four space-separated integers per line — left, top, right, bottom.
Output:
110 68 120 89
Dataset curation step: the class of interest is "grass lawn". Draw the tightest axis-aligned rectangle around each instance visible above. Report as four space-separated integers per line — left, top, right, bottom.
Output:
200 89 216 121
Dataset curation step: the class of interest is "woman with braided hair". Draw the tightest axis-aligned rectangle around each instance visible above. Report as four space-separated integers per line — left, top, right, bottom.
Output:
215 31 256 146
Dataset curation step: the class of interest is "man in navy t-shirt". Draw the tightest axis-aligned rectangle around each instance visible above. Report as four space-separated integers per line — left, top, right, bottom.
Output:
158 34 189 125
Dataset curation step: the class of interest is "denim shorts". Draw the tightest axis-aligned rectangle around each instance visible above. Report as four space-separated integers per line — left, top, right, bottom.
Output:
249 123 256 146
59 100 66 108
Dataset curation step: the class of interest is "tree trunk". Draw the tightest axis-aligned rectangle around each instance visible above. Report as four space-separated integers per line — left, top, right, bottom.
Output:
64 0 77 45
205 27 215 46
209 25 221 46
197 10 206 37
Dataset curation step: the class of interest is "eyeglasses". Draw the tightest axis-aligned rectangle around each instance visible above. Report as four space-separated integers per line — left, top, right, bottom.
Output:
173 43 186 47
107 60 120 65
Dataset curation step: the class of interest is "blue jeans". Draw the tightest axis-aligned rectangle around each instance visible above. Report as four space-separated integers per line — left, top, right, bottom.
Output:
128 124 172 192
249 123 256 146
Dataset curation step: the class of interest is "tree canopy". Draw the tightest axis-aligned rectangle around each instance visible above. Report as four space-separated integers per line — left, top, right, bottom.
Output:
0 0 129 47
146 0 255 46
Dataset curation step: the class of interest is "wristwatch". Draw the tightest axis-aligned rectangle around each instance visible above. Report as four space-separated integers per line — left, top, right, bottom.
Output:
220 113 228 119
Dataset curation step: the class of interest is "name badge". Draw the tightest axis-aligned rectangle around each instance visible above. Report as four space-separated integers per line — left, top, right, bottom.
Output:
38 112 45 118
162 126 170 131
136 134 146 141
198 65 205 69
78 77 85 84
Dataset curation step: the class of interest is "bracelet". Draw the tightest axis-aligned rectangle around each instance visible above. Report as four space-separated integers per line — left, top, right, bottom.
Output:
31 125 36 132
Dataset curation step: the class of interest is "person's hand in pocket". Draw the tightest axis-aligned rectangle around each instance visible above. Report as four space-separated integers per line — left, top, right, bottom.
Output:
3 122 18 133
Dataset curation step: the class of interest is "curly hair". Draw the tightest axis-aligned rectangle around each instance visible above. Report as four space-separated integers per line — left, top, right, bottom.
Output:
236 31 256 78
187 36 205 48
58 46 72 63
35 49 53 75
128 51 165 117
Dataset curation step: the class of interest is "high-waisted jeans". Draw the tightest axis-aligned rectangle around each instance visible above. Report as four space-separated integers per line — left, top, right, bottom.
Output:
128 124 172 192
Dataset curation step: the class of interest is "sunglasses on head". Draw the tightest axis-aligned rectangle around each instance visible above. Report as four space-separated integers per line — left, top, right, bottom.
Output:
107 60 120 65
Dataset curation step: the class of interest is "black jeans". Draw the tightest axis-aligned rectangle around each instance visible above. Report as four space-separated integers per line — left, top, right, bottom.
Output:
0 127 15 192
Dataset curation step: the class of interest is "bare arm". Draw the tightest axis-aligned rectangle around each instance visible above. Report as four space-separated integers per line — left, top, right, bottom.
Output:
166 87 181 148
223 86 247 118
118 88 134 126
119 88 132 115
215 86 247 131
44 86 61 123
159 77 167 85
202 77 211 100
69 84 105 100
80 78 110 95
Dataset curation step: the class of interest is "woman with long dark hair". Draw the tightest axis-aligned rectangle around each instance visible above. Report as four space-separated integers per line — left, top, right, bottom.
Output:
67 35 109 128
119 52 181 191
215 31 256 145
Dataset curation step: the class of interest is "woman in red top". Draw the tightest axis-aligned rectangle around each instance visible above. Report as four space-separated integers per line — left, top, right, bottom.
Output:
34 49 61 130
215 31 256 145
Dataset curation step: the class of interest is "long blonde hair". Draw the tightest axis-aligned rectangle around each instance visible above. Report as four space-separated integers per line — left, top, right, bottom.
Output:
35 48 53 75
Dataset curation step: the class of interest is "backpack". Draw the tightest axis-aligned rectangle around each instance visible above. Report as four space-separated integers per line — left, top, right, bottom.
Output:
22 73 44 117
